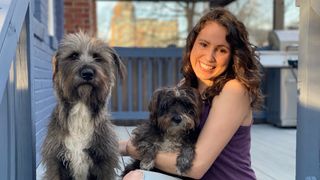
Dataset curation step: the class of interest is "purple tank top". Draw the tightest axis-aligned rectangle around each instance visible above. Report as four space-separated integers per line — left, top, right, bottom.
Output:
198 100 256 180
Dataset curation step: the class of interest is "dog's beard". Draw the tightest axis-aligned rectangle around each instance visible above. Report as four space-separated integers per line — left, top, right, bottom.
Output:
77 84 93 98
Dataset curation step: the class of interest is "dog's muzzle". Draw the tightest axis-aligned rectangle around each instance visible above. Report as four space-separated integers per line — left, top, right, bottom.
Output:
80 67 95 81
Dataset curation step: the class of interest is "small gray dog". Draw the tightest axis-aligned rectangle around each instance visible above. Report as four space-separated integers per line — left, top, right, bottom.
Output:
41 32 126 180
123 86 202 178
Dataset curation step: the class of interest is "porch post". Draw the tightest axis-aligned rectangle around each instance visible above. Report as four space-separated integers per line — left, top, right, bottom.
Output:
273 0 284 30
296 0 320 179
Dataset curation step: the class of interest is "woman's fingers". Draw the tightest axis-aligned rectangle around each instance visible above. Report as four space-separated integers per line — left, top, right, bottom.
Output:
123 170 144 180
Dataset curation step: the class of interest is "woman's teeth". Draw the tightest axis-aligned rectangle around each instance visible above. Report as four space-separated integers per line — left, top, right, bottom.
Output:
200 62 214 70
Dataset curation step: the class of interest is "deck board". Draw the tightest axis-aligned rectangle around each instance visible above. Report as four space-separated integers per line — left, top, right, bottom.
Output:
36 124 296 180
251 124 296 180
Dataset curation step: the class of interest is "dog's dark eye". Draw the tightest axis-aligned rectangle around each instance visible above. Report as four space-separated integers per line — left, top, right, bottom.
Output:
158 104 168 115
92 53 103 62
188 110 196 117
68 52 79 60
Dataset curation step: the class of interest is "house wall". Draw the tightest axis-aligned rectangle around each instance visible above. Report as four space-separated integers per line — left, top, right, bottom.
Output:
0 0 63 177
31 0 63 166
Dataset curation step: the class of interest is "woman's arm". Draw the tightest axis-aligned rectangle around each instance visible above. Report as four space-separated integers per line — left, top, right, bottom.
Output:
153 80 252 179
120 140 141 160
119 140 129 156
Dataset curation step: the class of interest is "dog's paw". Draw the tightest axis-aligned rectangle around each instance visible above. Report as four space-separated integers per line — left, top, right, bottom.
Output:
140 160 155 170
176 156 192 173
176 168 182 176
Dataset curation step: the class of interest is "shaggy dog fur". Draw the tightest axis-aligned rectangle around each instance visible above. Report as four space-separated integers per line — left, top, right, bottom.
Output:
123 86 202 179
41 32 126 180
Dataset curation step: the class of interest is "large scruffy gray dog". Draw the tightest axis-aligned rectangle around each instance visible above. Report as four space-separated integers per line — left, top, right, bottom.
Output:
123 86 202 179
41 32 125 180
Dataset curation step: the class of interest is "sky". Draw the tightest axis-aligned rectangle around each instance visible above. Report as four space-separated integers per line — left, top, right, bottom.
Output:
96 1 116 39
0 0 12 30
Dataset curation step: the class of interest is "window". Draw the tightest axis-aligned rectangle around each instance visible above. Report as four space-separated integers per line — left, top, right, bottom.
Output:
48 0 55 36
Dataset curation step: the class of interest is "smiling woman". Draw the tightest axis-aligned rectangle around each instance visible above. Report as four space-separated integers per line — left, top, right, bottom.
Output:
190 21 231 91
122 7 263 180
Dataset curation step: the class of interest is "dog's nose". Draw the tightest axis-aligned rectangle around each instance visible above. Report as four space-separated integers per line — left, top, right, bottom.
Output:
80 68 95 81
172 116 182 124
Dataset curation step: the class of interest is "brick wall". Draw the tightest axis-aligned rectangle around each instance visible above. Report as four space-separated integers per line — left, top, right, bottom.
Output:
64 0 97 36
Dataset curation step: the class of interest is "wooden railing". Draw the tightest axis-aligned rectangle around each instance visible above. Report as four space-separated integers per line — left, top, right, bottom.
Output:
0 0 35 179
111 47 183 120
110 48 295 122
0 0 29 100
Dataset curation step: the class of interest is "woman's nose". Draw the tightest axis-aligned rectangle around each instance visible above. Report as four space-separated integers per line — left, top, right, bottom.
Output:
207 49 216 62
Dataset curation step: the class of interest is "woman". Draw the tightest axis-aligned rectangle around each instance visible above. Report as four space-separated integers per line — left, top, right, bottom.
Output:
120 7 263 180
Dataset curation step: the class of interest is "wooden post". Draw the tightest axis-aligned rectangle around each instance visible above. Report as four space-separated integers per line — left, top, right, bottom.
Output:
296 0 320 179
273 0 284 30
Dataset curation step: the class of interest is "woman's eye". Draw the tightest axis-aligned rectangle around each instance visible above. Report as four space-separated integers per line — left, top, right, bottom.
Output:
220 49 227 53
199 42 207 48
217 48 228 54
68 52 79 60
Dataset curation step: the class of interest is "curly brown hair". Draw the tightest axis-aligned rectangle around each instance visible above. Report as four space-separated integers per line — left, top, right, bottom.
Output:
181 7 264 110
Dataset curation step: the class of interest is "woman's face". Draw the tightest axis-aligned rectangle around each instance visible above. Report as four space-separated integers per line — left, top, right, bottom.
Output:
190 21 231 89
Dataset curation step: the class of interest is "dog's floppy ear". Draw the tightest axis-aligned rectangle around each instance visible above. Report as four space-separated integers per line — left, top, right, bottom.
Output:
52 52 59 81
110 48 126 80
148 88 166 124
186 87 203 127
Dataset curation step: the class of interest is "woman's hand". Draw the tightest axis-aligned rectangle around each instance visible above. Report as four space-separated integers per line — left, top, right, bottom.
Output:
119 140 129 156
119 139 140 159
126 139 141 160
123 170 144 180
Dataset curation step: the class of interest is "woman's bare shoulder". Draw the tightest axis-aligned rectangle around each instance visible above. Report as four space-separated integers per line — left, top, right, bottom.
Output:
210 79 251 125
220 79 248 95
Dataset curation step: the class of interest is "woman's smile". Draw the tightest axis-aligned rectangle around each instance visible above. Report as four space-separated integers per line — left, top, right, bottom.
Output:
199 61 215 71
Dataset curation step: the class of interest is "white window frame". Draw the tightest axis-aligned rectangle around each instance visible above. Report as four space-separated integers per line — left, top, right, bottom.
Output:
48 0 55 36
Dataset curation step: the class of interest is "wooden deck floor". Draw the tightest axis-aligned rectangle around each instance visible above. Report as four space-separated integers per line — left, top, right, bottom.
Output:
36 124 296 180
115 124 296 180
250 124 296 180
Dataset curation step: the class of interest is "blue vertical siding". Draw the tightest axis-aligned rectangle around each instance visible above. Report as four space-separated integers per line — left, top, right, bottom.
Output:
54 0 64 41
31 0 63 167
